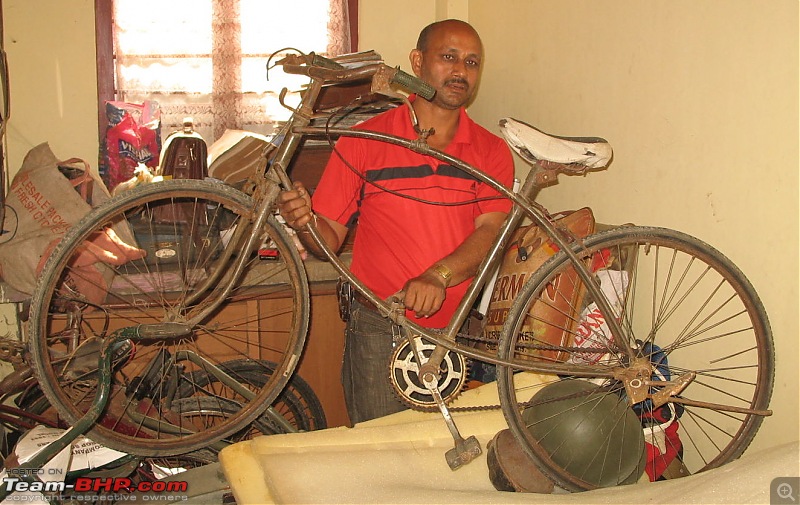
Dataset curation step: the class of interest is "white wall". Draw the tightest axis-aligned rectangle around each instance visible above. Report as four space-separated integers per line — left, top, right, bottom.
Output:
3 0 98 173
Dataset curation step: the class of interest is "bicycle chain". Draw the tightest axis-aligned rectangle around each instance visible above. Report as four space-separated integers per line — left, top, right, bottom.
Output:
456 331 618 356
451 332 618 413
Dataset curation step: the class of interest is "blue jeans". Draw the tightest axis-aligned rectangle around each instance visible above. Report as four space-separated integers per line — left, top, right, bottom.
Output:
341 299 407 424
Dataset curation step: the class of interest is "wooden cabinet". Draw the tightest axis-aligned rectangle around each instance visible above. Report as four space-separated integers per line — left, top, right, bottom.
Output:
59 278 352 430
205 277 353 429
201 281 351 429
294 286 350 428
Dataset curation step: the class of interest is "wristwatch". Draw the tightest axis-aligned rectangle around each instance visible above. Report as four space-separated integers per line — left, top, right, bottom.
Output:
432 263 453 286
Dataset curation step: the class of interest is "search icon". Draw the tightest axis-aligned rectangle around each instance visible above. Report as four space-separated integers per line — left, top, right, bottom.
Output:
778 483 796 501
773 478 800 504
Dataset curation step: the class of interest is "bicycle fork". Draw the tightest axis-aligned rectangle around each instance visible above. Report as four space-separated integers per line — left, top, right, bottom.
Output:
400 326 482 470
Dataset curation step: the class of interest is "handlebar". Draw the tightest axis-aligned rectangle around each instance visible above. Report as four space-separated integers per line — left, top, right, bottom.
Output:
391 68 436 101
278 52 436 101
308 53 346 70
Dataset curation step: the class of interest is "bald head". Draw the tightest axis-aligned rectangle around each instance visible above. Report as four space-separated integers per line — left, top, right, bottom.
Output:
409 19 484 109
416 19 482 53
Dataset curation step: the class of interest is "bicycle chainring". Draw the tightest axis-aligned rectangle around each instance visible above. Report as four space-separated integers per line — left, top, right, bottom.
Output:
388 336 468 411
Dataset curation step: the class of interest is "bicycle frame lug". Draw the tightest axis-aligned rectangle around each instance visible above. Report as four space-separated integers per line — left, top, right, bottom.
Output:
616 358 653 405
388 296 407 328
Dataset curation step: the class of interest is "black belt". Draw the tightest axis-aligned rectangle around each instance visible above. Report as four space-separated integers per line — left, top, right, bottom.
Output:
337 279 379 321
351 289 377 309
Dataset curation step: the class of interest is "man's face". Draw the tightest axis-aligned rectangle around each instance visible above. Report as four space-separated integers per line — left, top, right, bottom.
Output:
411 24 483 110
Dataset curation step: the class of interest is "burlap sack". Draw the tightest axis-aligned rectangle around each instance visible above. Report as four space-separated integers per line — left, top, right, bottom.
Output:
483 208 595 362
0 143 140 296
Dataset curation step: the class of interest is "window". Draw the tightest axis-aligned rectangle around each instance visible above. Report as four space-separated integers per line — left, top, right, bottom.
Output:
95 0 357 144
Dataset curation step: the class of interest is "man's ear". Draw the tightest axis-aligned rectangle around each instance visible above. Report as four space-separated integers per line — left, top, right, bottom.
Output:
409 49 423 77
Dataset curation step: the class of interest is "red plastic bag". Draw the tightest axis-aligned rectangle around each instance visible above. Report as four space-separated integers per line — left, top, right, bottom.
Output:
103 101 161 191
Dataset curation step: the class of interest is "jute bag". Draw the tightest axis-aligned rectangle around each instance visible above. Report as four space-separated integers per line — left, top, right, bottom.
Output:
0 143 141 296
482 208 595 362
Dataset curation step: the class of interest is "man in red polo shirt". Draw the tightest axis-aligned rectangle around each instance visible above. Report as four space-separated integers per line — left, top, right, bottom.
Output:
278 19 514 423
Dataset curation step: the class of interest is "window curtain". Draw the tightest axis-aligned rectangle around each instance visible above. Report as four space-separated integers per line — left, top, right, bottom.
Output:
113 0 353 143
327 0 352 56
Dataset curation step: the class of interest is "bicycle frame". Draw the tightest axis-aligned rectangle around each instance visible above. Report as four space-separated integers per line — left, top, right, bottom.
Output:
216 57 633 377
170 54 631 381
288 125 631 378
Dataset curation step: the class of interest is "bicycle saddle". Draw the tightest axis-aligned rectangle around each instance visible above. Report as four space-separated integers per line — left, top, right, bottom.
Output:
499 118 612 169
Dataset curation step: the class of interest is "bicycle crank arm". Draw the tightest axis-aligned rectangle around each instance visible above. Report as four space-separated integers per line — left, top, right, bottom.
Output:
422 375 482 470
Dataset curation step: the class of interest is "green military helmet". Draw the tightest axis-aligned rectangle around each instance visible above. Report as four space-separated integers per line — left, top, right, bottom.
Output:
522 379 646 488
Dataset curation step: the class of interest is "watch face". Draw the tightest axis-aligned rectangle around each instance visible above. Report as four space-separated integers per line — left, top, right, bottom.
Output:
434 264 452 279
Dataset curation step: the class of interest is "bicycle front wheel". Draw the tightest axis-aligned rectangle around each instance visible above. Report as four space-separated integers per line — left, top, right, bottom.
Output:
497 226 773 491
28 179 310 456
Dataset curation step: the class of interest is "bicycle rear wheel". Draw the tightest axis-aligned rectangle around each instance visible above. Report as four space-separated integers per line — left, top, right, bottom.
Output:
177 359 327 433
497 226 773 491
28 179 310 456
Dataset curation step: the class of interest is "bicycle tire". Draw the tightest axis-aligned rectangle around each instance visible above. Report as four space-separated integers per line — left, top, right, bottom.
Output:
136 379 323 485
177 359 327 432
496 225 773 492
169 395 276 441
28 179 310 456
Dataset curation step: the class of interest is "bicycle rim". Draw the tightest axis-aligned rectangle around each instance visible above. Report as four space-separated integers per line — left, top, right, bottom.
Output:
497 225 773 491
28 180 310 456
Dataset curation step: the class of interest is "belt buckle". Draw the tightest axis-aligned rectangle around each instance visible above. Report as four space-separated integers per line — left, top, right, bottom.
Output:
336 278 352 322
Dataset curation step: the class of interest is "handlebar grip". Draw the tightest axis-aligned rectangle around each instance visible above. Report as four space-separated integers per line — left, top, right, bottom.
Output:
310 53 345 70
390 67 436 101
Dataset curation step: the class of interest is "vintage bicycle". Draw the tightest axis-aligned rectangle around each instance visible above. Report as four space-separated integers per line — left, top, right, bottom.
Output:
24 50 773 492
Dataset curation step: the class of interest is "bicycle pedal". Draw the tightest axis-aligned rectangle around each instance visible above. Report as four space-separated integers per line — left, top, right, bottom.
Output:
445 435 482 470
